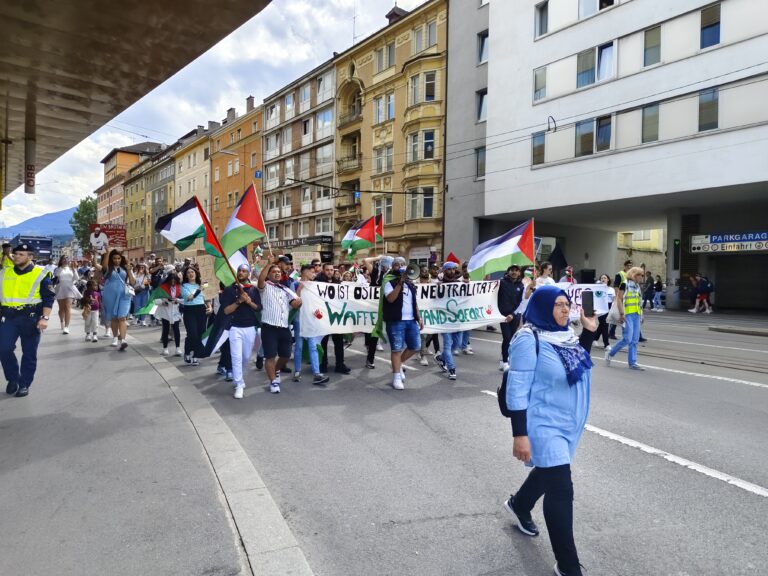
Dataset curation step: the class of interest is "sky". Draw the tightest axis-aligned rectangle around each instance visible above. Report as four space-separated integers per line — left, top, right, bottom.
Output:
0 0 425 227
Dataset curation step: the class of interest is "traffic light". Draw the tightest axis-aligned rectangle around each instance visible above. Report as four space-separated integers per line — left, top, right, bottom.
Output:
673 238 681 270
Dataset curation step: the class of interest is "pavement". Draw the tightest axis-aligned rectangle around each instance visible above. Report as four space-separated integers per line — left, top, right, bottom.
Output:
1 308 767 575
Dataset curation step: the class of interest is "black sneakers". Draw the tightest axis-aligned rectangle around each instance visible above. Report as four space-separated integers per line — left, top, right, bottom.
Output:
335 364 352 374
435 354 447 372
503 495 539 537
6 381 18 395
554 563 584 576
313 374 330 385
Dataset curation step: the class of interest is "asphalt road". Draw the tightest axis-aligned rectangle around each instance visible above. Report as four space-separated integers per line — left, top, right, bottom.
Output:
144 310 768 576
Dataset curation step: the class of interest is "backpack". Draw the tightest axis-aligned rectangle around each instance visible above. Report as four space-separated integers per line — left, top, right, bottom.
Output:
497 330 539 417
699 278 713 293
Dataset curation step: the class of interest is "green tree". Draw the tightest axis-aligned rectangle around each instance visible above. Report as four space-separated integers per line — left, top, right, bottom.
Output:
69 195 97 250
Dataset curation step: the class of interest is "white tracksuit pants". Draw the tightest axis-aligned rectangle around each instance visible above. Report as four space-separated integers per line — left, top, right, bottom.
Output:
230 326 256 388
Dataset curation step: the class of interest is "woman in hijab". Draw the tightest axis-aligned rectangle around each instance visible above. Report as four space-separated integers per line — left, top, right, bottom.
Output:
502 285 597 576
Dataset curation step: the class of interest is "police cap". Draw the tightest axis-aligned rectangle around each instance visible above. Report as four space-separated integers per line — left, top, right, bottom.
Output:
13 243 35 253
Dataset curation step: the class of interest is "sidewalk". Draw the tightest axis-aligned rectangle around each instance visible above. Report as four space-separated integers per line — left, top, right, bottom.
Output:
0 313 310 576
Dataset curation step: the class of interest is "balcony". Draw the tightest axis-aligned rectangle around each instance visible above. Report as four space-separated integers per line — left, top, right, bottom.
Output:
265 208 280 221
301 201 313 214
337 154 362 174
338 108 362 128
282 205 292 218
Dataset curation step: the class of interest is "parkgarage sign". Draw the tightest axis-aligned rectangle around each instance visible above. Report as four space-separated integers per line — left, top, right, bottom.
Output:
690 232 768 253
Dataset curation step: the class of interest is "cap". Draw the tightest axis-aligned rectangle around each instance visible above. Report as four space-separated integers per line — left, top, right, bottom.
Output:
443 261 459 270
277 255 292 264
13 243 35 253
2 243 11 249
380 256 393 268
393 256 407 267
237 263 252 273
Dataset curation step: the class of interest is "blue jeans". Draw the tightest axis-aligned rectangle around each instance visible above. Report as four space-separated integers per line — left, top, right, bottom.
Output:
460 330 471 349
652 292 663 309
294 318 320 374
440 332 461 369
386 320 421 352
0 312 42 388
609 313 641 366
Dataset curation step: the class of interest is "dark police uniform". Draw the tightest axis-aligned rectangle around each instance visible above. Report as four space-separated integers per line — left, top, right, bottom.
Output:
0 244 54 397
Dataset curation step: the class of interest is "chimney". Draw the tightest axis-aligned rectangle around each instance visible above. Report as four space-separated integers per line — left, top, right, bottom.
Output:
246 95 255 112
197 124 204 135
208 120 220 131
226 107 237 123
386 5 409 25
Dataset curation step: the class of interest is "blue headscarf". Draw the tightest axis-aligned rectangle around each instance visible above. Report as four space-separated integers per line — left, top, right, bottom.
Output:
524 285 570 331
522 285 593 386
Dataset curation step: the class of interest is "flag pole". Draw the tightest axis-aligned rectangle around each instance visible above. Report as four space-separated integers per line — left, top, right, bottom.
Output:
251 180 274 259
193 197 243 291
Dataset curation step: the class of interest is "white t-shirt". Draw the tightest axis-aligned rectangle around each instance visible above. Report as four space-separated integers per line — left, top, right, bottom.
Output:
536 276 556 287
90 231 109 254
384 280 414 321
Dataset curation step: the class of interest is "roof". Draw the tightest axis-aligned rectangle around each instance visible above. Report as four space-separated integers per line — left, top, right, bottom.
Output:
100 141 164 164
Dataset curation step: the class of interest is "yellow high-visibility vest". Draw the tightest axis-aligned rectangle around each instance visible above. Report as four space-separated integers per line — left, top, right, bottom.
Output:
0 265 49 307
624 283 641 315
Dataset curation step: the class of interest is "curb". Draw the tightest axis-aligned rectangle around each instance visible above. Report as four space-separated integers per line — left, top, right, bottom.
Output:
708 326 768 337
127 335 314 576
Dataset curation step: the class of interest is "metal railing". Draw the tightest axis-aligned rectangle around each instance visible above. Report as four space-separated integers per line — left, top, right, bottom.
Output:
336 154 362 173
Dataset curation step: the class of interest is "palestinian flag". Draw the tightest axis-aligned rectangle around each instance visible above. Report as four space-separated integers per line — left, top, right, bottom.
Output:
200 308 230 358
215 184 267 286
155 197 225 258
134 283 176 316
467 219 535 280
341 216 376 257
445 251 461 265
375 214 384 242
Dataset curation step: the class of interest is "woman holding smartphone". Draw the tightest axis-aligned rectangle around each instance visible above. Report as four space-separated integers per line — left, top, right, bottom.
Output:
182 267 206 365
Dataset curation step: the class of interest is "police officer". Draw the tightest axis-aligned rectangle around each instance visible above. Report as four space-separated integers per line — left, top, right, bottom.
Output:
0 243 54 397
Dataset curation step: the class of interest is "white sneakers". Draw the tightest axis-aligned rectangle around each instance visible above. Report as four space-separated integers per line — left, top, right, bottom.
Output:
174 349 182 357
111 337 119 347
91 334 98 342
84 334 90 342
462 346 474 355
63 327 70 335
604 348 612 367
392 376 404 390
234 386 244 399
293 371 301 382
376 343 384 351
499 361 509 372
419 356 429 366
400 368 406 381
162 348 169 356
270 381 281 394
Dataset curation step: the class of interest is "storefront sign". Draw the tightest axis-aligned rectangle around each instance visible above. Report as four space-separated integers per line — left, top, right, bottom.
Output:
691 232 768 253
89 223 127 251
270 236 334 249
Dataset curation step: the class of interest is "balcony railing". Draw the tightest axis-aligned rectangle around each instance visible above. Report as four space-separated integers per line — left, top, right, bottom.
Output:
336 154 362 173
338 107 362 128
336 192 360 208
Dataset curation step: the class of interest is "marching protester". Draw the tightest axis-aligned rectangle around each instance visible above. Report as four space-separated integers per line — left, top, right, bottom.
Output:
434 261 463 380
689 272 714 314
503 285 597 576
498 264 525 371
363 255 391 368
558 265 577 284
0 243 54 398
605 266 645 370
94 249 135 351
257 258 302 394
315 261 351 375
610 259 647 343
592 274 614 349
459 261 473 355
132 263 151 326
53 255 81 334
213 282 233 382
652 275 664 311
81 280 101 342
536 261 557 287
181 266 207 365
382 257 423 389
418 265 439 366
641 271 655 310
294 264 329 385
155 269 183 357
220 264 261 399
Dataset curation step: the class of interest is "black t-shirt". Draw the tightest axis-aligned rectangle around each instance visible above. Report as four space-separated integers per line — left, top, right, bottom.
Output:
219 284 261 327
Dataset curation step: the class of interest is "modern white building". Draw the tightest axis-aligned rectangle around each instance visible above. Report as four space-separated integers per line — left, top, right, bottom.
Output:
449 0 768 308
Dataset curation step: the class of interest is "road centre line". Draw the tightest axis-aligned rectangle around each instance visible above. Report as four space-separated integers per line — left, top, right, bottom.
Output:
480 390 768 498
472 337 768 389
647 338 767 354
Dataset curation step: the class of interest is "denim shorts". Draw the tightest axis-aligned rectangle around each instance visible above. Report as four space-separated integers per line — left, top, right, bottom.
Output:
385 320 421 352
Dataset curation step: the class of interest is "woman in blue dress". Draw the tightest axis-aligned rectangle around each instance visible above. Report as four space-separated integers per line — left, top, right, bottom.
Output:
95 249 135 351
502 285 597 576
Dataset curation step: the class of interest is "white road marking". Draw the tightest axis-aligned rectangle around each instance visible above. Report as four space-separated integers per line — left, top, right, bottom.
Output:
481 390 768 498
345 348 420 370
471 336 502 344
646 338 767 354
607 358 768 390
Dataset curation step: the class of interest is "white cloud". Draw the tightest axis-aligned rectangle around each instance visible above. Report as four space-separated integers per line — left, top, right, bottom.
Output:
1 0 432 227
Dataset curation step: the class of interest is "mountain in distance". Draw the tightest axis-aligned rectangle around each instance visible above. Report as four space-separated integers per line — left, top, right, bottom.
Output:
0 206 77 238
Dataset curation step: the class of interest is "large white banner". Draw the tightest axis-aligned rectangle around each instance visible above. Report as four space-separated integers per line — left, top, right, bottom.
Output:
298 281 611 337
299 280 504 337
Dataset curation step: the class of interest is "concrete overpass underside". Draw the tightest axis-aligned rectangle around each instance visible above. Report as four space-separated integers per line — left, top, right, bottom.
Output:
0 0 272 201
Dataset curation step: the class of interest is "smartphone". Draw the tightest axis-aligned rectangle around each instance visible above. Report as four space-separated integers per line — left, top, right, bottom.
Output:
581 290 594 317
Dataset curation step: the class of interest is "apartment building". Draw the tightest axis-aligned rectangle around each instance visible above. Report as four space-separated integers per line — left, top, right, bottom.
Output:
457 0 768 308
146 145 178 261
209 98 263 245
262 60 336 263
172 126 212 262
124 156 154 262
333 1 447 264
444 0 489 262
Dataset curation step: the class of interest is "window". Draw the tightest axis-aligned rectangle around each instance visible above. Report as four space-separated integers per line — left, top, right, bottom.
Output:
204 172 209 188
475 146 486 177
250 152 257 168
577 48 596 88
316 144 333 175
386 92 395 118
535 2 548 37
227 192 233 208
478 30 489 63
533 67 546 100
299 220 309 237
700 4 720 49
575 120 594 157
284 222 293 239
227 160 233 177
302 118 312 136
300 153 310 178
283 126 292 153
234 158 240 175
423 130 435 159
699 88 719 131
410 74 420 105
579 0 613 18
374 96 385 123
424 72 436 101
214 197 219 211
406 188 434 220
284 157 294 181
427 20 437 47
531 132 545 165
268 225 278 240
316 183 332 210
375 43 395 73
236 129 241 141
644 26 661 67
412 26 423 54
230 132 235 144
316 216 332 234
300 83 311 110
374 145 394 173
595 115 611 151
316 107 334 138
597 42 614 81
408 133 419 162
317 71 333 101
476 89 487 122
285 93 294 113
387 42 395 69
642 104 659 143
374 196 393 225
204 147 210 160
375 47 386 73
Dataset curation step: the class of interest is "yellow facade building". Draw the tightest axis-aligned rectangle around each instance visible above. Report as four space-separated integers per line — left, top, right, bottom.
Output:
172 127 212 262
334 1 447 264
124 157 154 262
